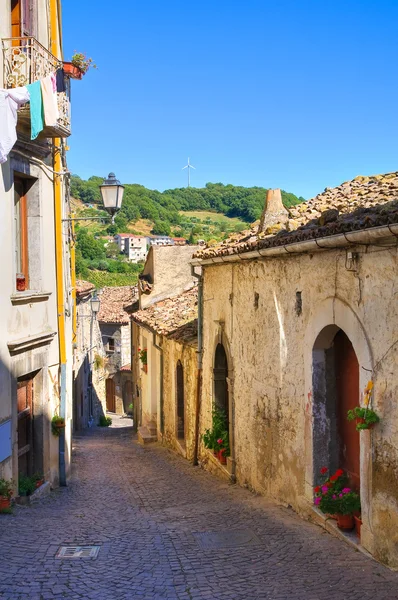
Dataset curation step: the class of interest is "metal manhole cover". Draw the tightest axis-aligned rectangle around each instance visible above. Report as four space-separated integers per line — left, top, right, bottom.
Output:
56 545 100 559
193 529 261 550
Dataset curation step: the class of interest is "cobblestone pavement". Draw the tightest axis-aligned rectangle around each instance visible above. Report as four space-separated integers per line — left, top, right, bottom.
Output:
1 420 398 600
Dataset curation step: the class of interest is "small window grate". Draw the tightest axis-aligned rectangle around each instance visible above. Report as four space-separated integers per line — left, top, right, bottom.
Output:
56 545 100 559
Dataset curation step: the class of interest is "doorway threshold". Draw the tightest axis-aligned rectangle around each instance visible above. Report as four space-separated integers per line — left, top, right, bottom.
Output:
310 507 374 561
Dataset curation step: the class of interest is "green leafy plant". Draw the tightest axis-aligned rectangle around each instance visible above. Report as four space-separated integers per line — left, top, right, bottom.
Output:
202 408 230 456
138 348 147 365
94 353 104 370
99 415 112 427
71 52 97 74
347 406 380 431
18 475 36 497
51 415 65 437
0 479 13 498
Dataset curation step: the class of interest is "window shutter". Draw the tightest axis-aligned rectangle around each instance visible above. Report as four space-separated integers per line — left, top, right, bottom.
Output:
22 0 37 37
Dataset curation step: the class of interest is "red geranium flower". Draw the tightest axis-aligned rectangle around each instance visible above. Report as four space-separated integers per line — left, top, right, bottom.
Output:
330 475 338 482
320 467 328 475
314 486 320 493
335 469 344 477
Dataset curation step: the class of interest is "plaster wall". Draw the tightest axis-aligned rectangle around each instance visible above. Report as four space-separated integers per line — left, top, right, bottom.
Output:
162 338 197 461
201 243 398 568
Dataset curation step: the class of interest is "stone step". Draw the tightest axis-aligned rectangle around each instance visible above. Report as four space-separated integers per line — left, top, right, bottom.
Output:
138 426 157 445
147 422 157 436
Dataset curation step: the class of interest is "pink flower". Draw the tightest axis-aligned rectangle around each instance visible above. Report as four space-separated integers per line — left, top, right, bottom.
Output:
342 488 351 494
314 497 321 505
332 494 336 499
321 486 329 494
339 493 343 498
217 438 223 445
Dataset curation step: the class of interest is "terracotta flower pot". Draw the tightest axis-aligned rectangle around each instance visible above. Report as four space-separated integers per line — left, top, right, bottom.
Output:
354 515 362 538
336 514 354 530
0 496 11 511
63 62 83 80
218 449 227 465
142 364 148 374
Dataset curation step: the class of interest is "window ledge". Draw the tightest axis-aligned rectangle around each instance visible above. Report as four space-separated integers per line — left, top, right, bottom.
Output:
7 330 57 354
10 290 52 305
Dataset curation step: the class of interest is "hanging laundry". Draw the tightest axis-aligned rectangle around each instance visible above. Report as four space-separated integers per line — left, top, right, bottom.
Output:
26 80 44 140
0 86 30 164
55 68 66 93
41 74 58 126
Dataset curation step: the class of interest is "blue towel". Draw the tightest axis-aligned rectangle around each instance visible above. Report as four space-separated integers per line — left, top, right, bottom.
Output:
26 81 44 139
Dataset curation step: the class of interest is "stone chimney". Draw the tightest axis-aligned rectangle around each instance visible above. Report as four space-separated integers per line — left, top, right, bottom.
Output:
257 189 289 234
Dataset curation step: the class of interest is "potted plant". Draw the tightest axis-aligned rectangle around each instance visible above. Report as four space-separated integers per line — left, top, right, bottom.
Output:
51 415 65 436
313 467 360 530
202 408 230 464
32 472 44 489
18 475 36 504
138 348 148 373
347 406 380 431
63 52 97 79
354 513 362 538
0 478 13 511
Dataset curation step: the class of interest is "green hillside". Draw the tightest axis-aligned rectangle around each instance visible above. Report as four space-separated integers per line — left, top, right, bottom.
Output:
71 175 305 287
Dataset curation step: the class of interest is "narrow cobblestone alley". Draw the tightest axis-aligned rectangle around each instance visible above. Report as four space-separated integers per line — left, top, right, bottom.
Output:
1 422 398 600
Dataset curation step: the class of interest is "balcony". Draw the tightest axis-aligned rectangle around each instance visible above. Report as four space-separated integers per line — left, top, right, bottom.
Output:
2 37 71 138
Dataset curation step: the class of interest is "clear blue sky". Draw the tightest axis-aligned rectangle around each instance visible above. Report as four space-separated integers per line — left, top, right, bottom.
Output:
62 0 398 199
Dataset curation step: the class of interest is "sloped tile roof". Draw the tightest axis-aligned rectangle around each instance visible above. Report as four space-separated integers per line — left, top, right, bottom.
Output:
132 287 198 345
194 172 398 259
97 286 138 324
76 280 95 295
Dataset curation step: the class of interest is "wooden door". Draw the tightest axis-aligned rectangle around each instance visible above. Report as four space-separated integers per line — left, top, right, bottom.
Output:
11 0 21 39
335 330 360 491
17 376 33 477
106 378 115 413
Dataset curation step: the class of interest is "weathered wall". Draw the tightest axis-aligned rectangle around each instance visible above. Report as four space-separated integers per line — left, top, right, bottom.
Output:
162 338 197 461
200 243 398 568
140 246 199 309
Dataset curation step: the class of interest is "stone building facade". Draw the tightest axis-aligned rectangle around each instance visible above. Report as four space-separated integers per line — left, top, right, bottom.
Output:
0 0 74 490
132 288 198 460
192 172 398 568
74 281 107 429
97 286 137 416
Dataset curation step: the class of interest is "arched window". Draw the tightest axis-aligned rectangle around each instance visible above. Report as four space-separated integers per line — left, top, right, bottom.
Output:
176 361 185 439
214 343 229 424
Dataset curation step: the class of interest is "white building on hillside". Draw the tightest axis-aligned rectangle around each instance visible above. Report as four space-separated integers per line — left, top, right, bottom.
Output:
114 234 149 263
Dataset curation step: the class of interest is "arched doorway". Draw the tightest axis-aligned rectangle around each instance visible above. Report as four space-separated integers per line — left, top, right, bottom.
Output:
176 361 185 439
214 343 229 424
312 326 360 490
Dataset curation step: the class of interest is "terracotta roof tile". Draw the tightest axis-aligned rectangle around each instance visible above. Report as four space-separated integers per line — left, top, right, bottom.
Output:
97 286 138 324
194 171 398 259
132 287 198 345
76 280 95 295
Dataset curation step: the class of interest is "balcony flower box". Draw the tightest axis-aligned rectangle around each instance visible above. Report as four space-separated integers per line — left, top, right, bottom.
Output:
63 61 83 80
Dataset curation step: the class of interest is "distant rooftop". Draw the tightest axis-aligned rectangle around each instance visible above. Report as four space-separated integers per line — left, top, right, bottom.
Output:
98 286 138 324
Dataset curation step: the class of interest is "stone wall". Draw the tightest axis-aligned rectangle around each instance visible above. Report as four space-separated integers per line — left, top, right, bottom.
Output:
162 338 197 461
200 242 398 568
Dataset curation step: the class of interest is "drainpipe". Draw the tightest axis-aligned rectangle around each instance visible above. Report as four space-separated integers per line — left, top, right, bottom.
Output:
51 0 67 486
152 332 164 436
191 266 203 466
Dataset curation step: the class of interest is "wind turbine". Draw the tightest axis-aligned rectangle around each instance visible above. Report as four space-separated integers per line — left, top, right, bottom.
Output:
182 157 195 188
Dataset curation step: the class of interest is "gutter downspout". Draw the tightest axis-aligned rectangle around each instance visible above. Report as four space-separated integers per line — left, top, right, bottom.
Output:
152 333 164 437
51 0 67 486
191 266 203 466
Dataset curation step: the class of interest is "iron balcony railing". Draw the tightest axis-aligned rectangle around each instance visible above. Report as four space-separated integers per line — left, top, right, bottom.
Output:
2 36 71 138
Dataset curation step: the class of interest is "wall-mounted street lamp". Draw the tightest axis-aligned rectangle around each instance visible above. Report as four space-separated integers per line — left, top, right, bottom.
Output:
64 172 125 224
90 291 101 317
99 173 125 219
